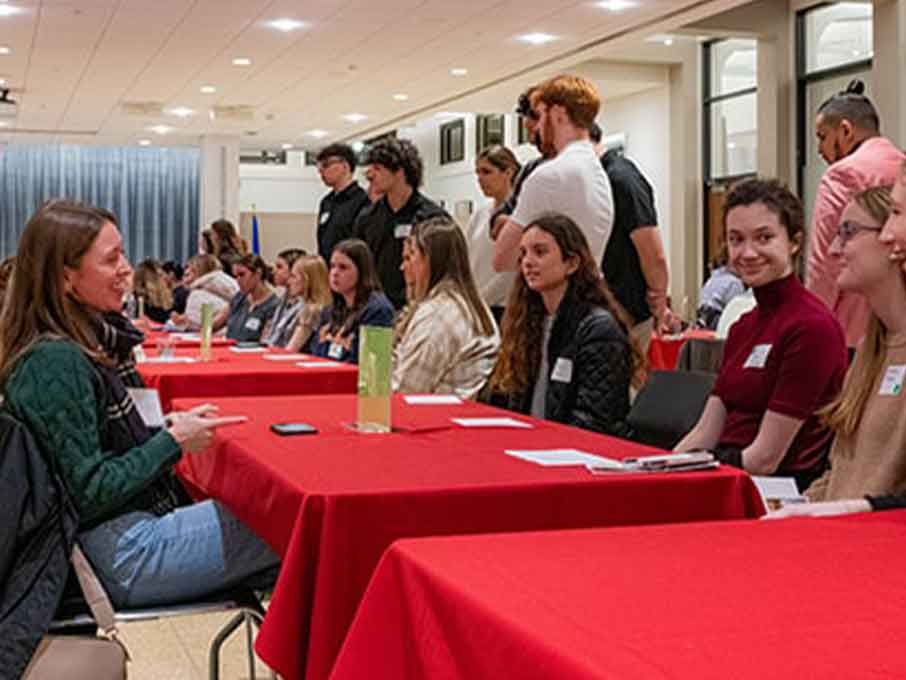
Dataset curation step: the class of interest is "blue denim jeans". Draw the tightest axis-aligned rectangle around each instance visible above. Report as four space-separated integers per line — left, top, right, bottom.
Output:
79 500 280 608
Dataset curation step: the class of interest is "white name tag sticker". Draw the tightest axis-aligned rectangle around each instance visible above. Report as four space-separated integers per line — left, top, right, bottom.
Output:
328 342 344 359
743 343 772 369
320 211 331 225
394 223 412 239
879 365 906 396
551 357 573 383
126 388 165 428
244 317 262 332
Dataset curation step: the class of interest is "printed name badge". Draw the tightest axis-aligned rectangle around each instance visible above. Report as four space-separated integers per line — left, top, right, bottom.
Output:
320 211 331 225
551 357 573 383
879 365 906 396
328 342 344 359
743 343 772 369
394 223 412 239
245 317 262 332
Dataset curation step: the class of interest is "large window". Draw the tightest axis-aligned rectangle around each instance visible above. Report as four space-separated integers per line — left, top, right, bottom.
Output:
797 2 873 225
702 38 758 272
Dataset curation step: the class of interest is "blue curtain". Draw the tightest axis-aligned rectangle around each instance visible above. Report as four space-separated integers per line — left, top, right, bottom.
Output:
0 144 200 265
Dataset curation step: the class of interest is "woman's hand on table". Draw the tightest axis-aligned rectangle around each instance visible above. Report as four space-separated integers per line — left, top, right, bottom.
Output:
168 405 248 453
763 499 871 520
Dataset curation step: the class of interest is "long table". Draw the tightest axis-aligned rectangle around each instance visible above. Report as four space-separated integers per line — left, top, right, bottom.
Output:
332 511 906 680
174 394 764 680
137 346 357 410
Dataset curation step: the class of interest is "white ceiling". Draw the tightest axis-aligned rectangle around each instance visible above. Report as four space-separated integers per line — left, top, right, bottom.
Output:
0 0 753 148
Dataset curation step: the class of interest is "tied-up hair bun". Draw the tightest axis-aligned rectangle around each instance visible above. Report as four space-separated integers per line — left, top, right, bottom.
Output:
843 79 866 96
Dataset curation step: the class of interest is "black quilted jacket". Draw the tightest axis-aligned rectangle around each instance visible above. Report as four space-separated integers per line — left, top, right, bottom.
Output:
508 297 633 438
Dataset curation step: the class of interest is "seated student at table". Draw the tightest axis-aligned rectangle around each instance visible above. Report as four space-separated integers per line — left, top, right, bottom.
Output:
392 216 500 399
170 254 238 331
675 178 848 490
133 259 174 323
0 199 279 607
488 212 639 437
309 239 394 363
770 170 906 518
215 254 279 343
273 255 332 351
261 250 309 347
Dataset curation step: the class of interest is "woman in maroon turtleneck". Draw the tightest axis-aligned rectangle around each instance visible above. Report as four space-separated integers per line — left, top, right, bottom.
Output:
675 178 848 491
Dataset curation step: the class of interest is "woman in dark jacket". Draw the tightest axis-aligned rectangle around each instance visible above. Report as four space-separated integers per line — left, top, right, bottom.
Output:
489 212 642 436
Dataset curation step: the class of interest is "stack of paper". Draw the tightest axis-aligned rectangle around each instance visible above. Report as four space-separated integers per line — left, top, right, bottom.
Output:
505 449 623 468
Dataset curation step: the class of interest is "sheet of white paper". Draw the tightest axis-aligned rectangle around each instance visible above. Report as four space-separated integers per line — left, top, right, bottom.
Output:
141 356 197 364
229 346 268 353
126 388 165 428
451 417 532 429
296 361 342 368
173 333 201 341
263 354 309 361
504 448 622 467
403 395 463 405
752 476 805 503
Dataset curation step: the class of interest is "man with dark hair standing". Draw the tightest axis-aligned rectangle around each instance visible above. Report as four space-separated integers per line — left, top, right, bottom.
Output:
807 80 905 348
354 138 446 308
316 143 370 262
590 123 673 352
492 75 613 272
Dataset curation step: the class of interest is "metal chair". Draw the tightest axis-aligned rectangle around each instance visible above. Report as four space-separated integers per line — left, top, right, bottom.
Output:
627 369 717 450
51 581 272 680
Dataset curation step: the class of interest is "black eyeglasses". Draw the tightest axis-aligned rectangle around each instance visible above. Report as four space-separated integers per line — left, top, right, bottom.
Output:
837 220 882 245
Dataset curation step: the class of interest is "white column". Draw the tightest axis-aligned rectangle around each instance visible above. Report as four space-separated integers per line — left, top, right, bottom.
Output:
199 134 240 230
873 0 906 148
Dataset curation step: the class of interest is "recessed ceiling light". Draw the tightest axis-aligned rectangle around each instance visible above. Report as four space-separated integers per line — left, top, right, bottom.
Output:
0 78 6 86
0 121 8 127
450 68 468 76
0 5 24 17
199 85 217 94
267 18 306 32
392 93 409 101
597 0 637 10
147 124 173 135
166 106 195 118
306 129 329 138
517 33 557 45
281 143 294 150
663 37 674 46
138 139 152 146
343 113 367 123
0 47 11 55
232 57 252 67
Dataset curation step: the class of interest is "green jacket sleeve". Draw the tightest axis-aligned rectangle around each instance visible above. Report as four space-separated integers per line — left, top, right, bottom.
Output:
6 340 181 525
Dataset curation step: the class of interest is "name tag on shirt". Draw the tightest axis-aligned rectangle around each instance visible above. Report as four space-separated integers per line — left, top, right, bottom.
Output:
126 388 165 428
394 223 412 239
328 342 345 359
551 357 573 383
245 317 262 332
320 211 331 225
743 343 772 369
879 365 906 396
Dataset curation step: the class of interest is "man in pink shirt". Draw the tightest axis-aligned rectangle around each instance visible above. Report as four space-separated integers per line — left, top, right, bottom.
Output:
807 81 906 348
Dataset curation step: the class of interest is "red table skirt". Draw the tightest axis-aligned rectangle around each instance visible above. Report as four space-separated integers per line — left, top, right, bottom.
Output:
138 346 357 410
647 329 716 370
174 394 763 680
332 511 906 680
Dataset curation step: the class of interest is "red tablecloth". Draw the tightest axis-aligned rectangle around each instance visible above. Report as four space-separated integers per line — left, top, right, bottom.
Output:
141 330 235 349
648 329 717 370
173 394 763 680
333 511 906 680
139 347 357 410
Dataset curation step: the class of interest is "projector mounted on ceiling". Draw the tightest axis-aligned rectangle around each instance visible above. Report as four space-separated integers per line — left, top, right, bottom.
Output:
0 89 17 119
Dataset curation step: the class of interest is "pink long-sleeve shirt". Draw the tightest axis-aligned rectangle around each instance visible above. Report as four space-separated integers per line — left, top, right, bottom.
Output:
806 136 905 347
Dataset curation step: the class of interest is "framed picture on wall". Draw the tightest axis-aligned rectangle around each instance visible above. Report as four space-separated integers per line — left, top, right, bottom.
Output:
476 114 505 154
440 119 465 165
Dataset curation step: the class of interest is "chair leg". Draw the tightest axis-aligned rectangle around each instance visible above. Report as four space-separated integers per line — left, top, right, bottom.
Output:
208 611 249 680
245 612 256 680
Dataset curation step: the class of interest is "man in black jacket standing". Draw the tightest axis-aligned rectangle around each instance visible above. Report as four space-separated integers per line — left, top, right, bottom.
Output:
354 138 446 309
316 143 370 263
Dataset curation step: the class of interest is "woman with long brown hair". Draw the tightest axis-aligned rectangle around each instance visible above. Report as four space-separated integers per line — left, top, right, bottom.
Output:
768 185 906 517
393 216 499 399
0 199 278 607
489 212 640 436
133 259 174 323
